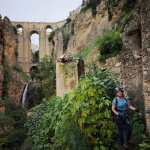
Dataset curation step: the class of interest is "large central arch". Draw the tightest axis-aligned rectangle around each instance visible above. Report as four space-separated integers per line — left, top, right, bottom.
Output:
12 21 66 75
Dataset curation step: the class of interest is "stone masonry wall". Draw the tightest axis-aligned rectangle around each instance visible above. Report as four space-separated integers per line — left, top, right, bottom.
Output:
141 0 150 135
56 55 84 97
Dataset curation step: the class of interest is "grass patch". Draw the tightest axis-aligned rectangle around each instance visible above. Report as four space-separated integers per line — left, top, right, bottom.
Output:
13 66 30 79
74 44 97 59
0 99 5 103
117 11 134 33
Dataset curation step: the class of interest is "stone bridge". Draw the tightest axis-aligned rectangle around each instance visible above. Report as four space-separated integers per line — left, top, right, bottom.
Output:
12 20 66 75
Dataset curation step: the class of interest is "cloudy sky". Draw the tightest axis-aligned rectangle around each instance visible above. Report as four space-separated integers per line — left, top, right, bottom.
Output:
0 0 82 45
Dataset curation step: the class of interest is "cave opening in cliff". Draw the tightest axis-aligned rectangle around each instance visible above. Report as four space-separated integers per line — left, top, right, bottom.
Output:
30 30 39 63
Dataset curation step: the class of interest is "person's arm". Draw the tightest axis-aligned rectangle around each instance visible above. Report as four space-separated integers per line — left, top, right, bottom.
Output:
112 104 119 116
127 101 136 110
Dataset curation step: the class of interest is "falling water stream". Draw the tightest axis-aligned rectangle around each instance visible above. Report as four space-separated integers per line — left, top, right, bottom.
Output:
22 84 28 110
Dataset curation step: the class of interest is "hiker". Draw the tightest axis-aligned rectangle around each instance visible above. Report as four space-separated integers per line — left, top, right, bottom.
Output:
112 87 140 149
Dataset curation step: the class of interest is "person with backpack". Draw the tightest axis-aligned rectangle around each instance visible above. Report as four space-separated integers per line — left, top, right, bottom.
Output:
112 87 140 149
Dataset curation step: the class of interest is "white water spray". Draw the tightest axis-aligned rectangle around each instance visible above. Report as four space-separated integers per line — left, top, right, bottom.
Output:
22 84 28 110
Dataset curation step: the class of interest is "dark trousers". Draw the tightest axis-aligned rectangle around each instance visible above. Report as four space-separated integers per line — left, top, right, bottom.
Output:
116 119 132 145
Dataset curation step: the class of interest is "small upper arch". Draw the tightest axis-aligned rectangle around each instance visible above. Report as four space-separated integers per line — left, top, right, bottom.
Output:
46 25 53 33
29 30 39 37
16 24 23 33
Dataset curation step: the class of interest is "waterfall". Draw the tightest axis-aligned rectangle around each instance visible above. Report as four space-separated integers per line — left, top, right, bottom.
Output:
22 84 28 110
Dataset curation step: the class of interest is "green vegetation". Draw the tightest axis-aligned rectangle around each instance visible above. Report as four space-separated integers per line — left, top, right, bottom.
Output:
0 100 27 150
15 49 18 58
25 64 119 150
80 0 101 16
12 66 30 79
32 50 39 62
97 30 123 62
122 0 138 13
131 113 150 150
106 0 137 21
13 26 18 35
66 18 71 24
29 55 56 103
74 44 97 59
0 99 5 103
2 66 29 97
117 11 134 33
106 0 121 21
63 33 70 51
0 39 4 45
48 31 55 42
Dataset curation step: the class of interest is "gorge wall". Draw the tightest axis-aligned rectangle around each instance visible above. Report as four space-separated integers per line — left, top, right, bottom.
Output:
50 0 150 134
0 16 28 105
49 0 123 60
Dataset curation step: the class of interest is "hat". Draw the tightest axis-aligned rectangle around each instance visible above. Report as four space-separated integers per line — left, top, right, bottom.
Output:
114 87 123 93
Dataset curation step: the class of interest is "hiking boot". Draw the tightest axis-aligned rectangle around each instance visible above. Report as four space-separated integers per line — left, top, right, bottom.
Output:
122 143 129 149
127 140 135 145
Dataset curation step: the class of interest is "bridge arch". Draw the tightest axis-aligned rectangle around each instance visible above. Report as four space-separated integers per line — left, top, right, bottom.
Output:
16 24 23 29
12 20 66 75
29 30 40 63
30 66 39 80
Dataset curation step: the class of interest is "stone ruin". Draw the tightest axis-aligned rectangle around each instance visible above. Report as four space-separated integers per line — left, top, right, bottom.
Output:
56 54 84 97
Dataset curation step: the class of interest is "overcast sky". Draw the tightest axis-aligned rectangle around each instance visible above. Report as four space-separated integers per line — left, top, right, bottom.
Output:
0 0 82 46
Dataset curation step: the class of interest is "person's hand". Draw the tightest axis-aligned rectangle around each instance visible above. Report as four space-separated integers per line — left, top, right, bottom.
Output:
118 113 125 122
135 108 140 112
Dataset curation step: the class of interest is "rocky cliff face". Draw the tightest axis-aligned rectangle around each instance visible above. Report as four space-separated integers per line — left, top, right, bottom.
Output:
49 0 123 59
2 16 17 67
51 0 144 100
0 16 4 99
0 15 28 105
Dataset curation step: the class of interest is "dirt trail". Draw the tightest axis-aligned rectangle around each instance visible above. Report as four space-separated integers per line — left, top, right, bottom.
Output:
117 132 140 150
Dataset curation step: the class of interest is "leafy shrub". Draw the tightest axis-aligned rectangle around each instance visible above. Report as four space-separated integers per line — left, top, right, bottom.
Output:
29 55 56 103
131 113 150 149
63 33 70 50
13 26 18 35
106 0 137 21
32 50 39 62
117 11 134 33
66 18 71 24
80 0 101 16
48 31 55 42
122 0 138 12
25 64 119 150
0 101 27 150
13 66 30 79
98 30 123 62
106 0 121 21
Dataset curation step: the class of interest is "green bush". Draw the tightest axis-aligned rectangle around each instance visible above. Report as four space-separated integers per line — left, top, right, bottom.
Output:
98 30 123 62
66 18 71 24
80 0 101 16
118 11 134 33
122 0 138 12
48 31 55 42
13 26 18 35
131 113 150 149
63 34 70 50
0 101 27 150
29 55 56 102
25 64 119 150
